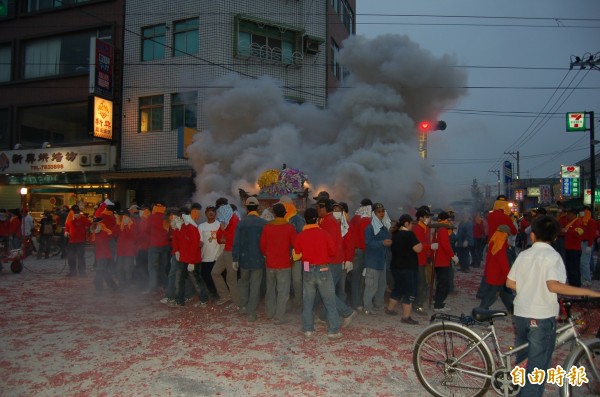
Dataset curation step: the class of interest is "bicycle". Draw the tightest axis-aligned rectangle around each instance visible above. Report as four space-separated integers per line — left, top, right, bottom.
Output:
412 297 600 397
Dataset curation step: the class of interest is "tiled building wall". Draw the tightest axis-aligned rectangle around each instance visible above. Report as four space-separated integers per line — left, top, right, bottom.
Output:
121 0 327 170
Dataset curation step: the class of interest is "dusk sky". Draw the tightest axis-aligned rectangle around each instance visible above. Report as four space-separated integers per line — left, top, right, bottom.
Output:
356 0 600 199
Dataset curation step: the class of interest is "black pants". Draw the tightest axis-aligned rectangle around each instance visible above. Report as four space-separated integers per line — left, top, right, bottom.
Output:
67 242 86 275
434 266 450 308
565 249 581 287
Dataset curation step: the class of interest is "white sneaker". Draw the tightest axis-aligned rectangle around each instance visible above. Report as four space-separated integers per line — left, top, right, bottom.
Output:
433 306 451 312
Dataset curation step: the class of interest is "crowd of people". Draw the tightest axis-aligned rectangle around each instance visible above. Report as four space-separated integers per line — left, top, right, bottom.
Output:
4 194 600 334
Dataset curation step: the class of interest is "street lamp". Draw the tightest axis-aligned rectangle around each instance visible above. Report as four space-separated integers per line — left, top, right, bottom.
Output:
19 187 28 213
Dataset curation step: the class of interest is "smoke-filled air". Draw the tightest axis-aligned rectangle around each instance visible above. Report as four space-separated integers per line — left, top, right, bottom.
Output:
187 34 468 211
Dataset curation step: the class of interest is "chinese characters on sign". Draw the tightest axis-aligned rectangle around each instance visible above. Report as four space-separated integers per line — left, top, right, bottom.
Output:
93 96 113 140
561 165 581 197
11 151 78 171
511 365 588 388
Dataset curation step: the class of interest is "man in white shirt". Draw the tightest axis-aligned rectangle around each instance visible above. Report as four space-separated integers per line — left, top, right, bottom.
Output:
506 215 600 397
198 206 222 298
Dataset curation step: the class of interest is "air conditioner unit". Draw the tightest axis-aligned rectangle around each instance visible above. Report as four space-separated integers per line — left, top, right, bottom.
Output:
79 153 91 166
93 153 106 166
304 38 321 54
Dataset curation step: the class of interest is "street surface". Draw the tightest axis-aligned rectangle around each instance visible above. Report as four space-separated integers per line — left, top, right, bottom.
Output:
0 252 595 396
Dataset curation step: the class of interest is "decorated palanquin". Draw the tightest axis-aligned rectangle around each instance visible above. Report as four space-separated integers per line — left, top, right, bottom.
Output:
239 166 310 213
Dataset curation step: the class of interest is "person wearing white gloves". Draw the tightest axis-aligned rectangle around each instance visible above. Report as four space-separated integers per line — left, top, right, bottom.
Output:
173 209 209 307
432 211 456 312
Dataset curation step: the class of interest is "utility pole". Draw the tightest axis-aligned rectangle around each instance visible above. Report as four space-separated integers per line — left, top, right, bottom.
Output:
570 53 599 213
489 169 500 197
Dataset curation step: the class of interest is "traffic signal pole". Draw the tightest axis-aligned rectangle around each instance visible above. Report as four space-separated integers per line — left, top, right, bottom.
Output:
589 111 596 214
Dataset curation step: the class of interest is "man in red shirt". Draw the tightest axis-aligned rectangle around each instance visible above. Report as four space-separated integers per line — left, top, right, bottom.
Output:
432 211 458 312
115 210 137 287
145 202 170 294
64 207 91 277
348 198 373 310
260 203 297 324
562 208 584 286
293 207 341 339
92 217 118 295
412 206 432 315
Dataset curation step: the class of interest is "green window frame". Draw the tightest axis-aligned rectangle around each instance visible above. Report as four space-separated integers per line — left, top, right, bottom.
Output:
235 15 304 65
142 24 166 61
173 18 199 57
139 95 164 133
171 92 197 129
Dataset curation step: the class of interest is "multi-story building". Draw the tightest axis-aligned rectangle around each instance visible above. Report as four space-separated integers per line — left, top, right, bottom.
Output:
0 0 124 215
0 0 355 210
110 0 355 205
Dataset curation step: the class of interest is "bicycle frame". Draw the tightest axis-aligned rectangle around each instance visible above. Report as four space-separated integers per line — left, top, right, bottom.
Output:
428 315 600 393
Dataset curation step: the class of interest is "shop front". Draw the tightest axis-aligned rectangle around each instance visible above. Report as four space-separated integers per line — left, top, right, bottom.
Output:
0 143 116 220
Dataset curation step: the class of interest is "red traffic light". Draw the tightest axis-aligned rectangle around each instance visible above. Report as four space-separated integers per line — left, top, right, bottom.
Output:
418 120 447 131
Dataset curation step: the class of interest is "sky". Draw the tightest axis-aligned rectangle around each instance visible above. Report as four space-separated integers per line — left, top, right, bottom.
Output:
356 0 600 200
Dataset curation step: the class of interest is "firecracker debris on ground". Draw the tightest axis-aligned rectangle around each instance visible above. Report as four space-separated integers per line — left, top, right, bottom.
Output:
1 251 598 396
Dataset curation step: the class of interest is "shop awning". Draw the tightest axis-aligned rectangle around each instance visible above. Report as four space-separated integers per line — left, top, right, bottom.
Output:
101 169 193 180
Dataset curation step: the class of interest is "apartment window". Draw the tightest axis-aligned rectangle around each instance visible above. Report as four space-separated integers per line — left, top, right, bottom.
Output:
23 28 111 79
142 24 166 61
18 102 90 147
173 18 199 57
0 44 10 82
139 95 164 133
236 16 303 65
24 0 92 13
331 39 340 79
171 92 197 129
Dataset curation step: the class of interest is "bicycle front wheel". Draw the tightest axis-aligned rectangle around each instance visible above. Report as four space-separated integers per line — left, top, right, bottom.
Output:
413 322 493 397
562 339 600 397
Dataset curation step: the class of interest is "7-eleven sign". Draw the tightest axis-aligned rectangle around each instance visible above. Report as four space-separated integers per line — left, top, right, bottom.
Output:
567 112 586 131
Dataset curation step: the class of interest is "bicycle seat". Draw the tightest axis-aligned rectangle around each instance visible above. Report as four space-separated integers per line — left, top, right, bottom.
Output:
472 307 508 322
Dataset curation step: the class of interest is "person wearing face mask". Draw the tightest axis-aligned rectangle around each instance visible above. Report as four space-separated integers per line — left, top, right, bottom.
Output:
412 206 433 316
64 206 91 277
173 208 209 307
348 198 373 311
362 203 393 316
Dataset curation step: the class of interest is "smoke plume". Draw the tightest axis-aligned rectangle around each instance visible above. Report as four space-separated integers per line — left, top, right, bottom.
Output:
188 34 468 212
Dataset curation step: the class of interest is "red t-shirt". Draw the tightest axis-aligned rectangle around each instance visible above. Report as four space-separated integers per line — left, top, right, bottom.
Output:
260 219 297 269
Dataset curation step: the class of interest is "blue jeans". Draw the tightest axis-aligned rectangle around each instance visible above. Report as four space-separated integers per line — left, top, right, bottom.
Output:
147 245 170 292
302 265 340 334
514 316 556 397
94 257 117 292
363 267 386 312
291 261 303 308
350 249 365 308
165 255 178 299
238 268 263 316
580 242 592 284
265 268 291 321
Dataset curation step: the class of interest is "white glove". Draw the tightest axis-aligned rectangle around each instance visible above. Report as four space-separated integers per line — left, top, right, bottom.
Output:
175 252 180 261
451 255 459 265
232 261 239 271
430 243 439 250
462 241 468 248
344 261 353 273
187 264 194 272
64 232 70 238
586 246 592 254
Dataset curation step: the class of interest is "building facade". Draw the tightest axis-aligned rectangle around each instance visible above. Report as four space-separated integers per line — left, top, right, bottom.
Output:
112 0 355 206
0 0 124 216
